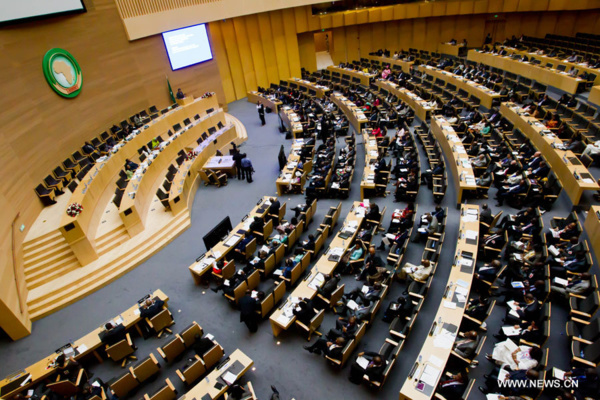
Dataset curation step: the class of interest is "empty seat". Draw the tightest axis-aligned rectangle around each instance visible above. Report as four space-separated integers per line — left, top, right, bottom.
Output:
157 336 185 363
130 353 161 383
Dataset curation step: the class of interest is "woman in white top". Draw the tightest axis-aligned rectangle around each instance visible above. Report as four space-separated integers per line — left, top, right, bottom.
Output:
487 339 542 370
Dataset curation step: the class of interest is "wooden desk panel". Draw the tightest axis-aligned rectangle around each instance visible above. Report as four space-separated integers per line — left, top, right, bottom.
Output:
417 65 501 109
438 43 467 57
288 78 330 98
375 80 432 121
500 103 599 205
468 50 585 94
330 92 368 134
247 91 282 113
399 205 479 400
180 349 253 400
430 117 477 208
327 66 377 86
0 290 169 399
269 201 366 336
589 86 600 107
188 196 275 284
366 55 414 73
584 206 600 264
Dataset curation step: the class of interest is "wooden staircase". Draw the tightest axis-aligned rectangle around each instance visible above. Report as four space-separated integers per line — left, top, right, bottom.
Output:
23 231 80 291
95 225 130 256
26 211 190 320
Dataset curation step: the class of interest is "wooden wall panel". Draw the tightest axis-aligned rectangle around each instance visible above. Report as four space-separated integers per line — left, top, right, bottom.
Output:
384 21 399 53
331 27 347 64
245 15 269 89
210 22 236 103
270 11 292 80
358 24 373 57
282 8 302 79
294 6 309 33
398 20 413 50
555 11 579 36
221 19 247 99
412 19 426 50
424 17 441 52
232 17 257 92
298 32 317 72
345 25 360 63
536 13 559 37
0 0 226 338
257 13 280 87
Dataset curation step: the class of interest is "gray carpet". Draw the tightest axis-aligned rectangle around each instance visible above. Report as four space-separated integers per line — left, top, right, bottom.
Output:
0 94 598 400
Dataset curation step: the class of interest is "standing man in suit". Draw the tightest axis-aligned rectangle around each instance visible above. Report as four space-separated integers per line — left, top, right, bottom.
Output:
239 290 260 333
241 156 254 183
258 102 266 126
233 150 245 180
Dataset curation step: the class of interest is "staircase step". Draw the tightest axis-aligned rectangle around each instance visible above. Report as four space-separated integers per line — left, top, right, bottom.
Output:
26 260 80 290
24 246 77 275
28 212 190 320
23 230 63 253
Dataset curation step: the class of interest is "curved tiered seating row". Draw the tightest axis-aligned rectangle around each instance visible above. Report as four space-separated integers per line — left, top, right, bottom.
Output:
366 54 414 73
375 79 434 121
329 92 368 133
287 77 330 98
399 205 479 400
59 96 220 265
500 102 599 205
275 137 314 196
327 65 377 87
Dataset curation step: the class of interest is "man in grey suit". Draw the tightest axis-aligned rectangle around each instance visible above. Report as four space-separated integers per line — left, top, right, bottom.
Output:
453 331 479 359
551 273 591 298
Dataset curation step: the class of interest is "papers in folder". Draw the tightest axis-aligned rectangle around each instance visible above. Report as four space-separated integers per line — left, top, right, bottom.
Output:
356 356 369 369
221 371 237 386
420 365 440 386
224 235 241 247
502 326 521 336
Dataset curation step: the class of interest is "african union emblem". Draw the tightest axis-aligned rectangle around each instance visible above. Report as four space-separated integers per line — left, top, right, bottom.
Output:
43 48 82 98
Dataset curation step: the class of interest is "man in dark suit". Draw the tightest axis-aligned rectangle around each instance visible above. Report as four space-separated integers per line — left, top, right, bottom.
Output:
257 103 266 126
268 198 280 219
233 151 246 180
192 334 215 357
239 290 260 333
357 246 384 281
327 316 358 340
138 297 166 338
505 293 540 324
348 352 385 384
438 372 467 400
295 234 315 255
465 297 489 321
99 322 127 346
453 331 478 358
293 298 316 325
317 274 340 298
480 203 493 225
304 337 345 360
249 216 264 234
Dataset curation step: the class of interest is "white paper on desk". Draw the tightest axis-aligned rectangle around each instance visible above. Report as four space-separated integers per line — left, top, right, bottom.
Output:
486 395 500 400
465 229 478 239
77 344 89 353
27 390 34 396
421 365 441 386
222 371 238 386
502 326 522 336
433 331 455 349
443 301 457 309
114 316 124 325
583 178 595 184
356 356 369 369
276 314 291 325
459 258 473 267
455 286 469 296
456 279 469 288
133 308 140 316
225 235 241 247
428 354 444 368
273 270 282 276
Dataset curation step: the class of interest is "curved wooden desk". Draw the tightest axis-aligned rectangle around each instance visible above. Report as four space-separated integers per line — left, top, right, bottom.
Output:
589 86 600 107
327 65 377 86
367 55 414 73
468 50 585 94
584 206 600 264
279 106 303 139
417 65 501 109
360 130 379 200
269 201 366 337
0 290 169 399
330 92 368 134
188 196 276 284
430 116 477 208
375 79 433 121
59 96 219 264
119 110 226 235
275 138 312 196
247 91 282 113
500 102 599 205
399 205 479 400
288 77 330 98
439 43 467 57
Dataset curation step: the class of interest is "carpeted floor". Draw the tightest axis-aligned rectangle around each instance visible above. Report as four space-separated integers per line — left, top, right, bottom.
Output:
0 91 598 400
